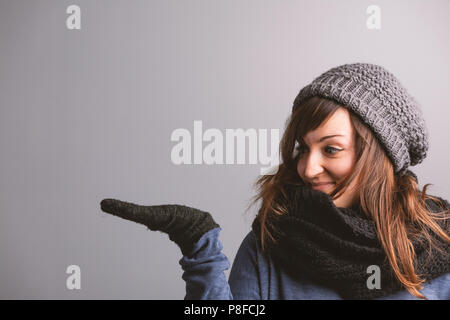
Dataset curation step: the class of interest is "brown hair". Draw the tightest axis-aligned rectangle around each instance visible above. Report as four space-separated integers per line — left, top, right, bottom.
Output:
244 96 450 299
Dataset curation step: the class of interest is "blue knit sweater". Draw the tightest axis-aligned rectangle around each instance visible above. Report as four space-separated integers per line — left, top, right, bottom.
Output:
179 227 450 300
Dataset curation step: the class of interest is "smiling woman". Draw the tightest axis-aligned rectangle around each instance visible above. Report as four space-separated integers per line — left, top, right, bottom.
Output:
100 62 450 300
248 64 450 300
293 104 358 208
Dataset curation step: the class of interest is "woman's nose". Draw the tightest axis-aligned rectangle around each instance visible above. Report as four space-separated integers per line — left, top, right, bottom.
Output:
302 152 324 179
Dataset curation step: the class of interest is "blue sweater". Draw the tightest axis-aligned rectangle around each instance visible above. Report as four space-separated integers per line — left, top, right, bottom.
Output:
179 227 450 300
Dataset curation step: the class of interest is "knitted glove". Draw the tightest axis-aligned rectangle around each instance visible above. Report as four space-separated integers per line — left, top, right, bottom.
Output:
100 199 220 256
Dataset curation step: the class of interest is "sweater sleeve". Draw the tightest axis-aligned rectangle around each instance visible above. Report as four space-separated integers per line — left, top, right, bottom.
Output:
179 228 264 300
228 231 264 299
178 227 233 300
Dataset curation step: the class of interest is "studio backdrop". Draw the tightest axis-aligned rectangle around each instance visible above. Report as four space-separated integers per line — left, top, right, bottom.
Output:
1 0 449 299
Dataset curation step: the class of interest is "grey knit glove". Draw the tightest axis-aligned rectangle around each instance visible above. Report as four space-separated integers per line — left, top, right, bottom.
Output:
100 199 220 256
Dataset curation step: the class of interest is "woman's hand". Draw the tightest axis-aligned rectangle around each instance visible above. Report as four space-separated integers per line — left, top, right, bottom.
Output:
100 199 220 256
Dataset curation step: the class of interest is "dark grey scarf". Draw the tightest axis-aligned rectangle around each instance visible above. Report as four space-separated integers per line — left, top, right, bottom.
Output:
252 184 449 299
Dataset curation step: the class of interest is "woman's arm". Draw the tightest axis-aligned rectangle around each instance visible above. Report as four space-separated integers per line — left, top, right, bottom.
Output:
179 227 233 299
179 229 264 300
99 198 262 300
99 198 231 299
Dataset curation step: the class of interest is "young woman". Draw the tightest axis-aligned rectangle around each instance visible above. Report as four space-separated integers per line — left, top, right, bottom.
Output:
100 63 449 300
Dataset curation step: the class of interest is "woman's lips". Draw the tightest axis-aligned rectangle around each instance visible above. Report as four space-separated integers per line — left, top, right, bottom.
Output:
311 182 335 191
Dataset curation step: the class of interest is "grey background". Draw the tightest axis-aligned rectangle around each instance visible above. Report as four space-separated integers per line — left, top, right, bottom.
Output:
1 0 449 299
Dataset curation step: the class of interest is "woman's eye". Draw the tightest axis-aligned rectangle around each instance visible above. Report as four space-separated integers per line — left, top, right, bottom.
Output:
295 145 342 156
325 146 341 155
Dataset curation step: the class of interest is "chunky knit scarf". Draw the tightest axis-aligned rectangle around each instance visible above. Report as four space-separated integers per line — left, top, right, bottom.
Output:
252 184 449 299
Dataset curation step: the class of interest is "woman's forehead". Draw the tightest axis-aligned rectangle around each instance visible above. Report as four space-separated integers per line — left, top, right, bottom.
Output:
301 107 354 143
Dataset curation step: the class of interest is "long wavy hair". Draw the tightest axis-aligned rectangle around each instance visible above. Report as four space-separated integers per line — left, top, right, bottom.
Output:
245 96 450 300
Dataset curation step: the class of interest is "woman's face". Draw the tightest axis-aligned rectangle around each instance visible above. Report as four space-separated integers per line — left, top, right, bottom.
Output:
296 107 358 208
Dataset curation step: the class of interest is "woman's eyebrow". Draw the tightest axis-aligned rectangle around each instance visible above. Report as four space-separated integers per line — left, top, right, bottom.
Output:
319 134 345 142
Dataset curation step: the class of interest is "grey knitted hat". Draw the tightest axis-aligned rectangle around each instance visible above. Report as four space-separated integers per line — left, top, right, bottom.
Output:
292 62 429 176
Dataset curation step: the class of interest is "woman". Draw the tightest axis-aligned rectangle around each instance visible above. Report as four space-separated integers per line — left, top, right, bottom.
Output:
100 63 450 300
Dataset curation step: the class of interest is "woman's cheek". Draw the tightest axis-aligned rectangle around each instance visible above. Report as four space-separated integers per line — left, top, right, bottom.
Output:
331 156 355 178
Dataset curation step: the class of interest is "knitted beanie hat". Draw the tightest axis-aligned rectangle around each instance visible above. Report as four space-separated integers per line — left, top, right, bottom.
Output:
292 62 429 176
